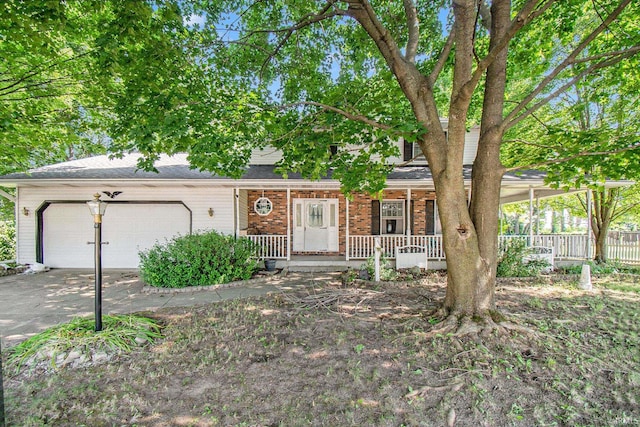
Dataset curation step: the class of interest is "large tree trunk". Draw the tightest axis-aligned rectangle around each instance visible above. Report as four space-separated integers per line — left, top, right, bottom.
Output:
349 0 512 323
594 231 608 263
590 188 615 263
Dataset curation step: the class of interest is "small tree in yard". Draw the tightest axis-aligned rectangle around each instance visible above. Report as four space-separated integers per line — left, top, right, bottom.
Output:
8 1 640 334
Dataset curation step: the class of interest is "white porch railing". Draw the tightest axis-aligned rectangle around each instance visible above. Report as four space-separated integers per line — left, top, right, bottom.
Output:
499 234 591 260
246 235 288 259
349 235 444 260
247 233 640 263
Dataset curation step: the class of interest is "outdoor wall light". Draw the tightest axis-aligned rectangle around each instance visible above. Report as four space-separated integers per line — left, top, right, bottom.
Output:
208 208 214 217
22 207 29 216
86 193 108 332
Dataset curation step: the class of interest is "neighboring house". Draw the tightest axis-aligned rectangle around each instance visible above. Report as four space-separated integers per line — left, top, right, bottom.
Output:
0 126 582 269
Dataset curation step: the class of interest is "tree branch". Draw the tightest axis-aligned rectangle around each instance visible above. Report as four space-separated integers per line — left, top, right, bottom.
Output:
464 0 556 99
428 31 454 86
506 45 640 129
277 101 392 131
504 0 635 129
254 1 344 77
501 138 557 150
403 0 419 63
505 141 640 172
0 50 91 95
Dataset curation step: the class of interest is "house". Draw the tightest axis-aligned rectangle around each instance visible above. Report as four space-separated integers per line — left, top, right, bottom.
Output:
0 127 589 270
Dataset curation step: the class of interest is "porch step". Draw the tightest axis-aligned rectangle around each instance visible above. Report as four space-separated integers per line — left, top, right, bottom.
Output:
276 258 363 272
286 265 350 272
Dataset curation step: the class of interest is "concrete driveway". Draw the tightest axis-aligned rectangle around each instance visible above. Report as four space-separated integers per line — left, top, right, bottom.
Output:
0 269 319 347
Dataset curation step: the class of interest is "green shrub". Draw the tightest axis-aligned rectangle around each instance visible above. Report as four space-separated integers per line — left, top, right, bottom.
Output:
362 254 398 281
139 231 259 288
0 221 16 260
7 314 162 373
558 261 638 275
497 239 550 278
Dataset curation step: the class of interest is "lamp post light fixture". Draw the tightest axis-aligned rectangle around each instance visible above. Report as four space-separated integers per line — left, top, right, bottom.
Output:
87 193 108 332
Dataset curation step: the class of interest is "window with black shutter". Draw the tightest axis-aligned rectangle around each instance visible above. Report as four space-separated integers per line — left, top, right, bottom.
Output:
425 200 436 235
371 200 380 235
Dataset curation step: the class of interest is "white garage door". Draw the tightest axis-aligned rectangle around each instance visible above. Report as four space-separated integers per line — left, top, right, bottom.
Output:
43 203 191 268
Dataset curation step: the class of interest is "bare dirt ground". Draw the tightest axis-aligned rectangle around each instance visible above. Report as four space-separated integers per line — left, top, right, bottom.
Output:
4 273 640 426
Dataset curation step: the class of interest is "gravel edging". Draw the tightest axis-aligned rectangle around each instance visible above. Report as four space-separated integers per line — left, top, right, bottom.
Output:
141 271 285 294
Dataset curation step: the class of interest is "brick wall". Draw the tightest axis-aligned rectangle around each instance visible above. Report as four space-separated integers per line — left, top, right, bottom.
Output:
246 189 436 255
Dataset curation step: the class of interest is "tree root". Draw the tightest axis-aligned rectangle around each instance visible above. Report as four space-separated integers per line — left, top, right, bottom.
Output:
425 310 539 339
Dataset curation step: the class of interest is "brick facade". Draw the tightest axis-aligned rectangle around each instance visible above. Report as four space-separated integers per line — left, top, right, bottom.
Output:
246 189 436 255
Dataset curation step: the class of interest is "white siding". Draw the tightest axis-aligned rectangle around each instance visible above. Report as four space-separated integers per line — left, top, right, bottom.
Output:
249 146 283 165
390 126 480 165
16 185 234 266
463 127 480 165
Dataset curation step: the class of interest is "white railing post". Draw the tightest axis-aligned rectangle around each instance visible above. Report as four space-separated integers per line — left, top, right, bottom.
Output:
374 237 381 282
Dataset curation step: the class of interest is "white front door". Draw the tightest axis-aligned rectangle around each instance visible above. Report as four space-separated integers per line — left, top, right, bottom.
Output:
293 199 339 252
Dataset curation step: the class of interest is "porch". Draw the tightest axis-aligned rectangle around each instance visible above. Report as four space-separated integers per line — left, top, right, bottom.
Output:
246 233 640 269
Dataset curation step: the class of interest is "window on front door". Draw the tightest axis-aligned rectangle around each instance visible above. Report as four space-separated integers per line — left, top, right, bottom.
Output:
381 200 405 234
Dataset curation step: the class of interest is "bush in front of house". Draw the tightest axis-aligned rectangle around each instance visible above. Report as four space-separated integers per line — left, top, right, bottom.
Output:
497 238 550 278
0 221 16 261
361 254 398 281
139 231 259 288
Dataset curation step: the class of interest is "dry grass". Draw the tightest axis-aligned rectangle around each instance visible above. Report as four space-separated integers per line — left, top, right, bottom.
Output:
3 275 640 426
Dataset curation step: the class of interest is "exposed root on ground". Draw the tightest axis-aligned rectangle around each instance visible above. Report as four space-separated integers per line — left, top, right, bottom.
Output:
425 310 539 339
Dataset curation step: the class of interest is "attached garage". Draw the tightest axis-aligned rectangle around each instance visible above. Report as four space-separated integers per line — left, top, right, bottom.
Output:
39 202 191 268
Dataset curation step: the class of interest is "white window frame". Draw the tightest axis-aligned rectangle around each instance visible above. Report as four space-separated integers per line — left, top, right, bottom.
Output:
254 197 273 216
381 200 405 235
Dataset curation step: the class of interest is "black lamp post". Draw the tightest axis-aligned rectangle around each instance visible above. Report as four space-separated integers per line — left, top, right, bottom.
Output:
1 339 5 426
87 193 108 332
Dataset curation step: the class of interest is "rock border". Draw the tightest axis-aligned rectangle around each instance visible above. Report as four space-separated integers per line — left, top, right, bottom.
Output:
141 270 285 294
0 264 28 277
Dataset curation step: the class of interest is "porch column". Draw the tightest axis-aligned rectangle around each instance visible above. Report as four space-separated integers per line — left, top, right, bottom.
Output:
235 188 240 238
286 188 291 261
346 197 350 261
586 189 592 260
529 186 534 244
406 188 412 245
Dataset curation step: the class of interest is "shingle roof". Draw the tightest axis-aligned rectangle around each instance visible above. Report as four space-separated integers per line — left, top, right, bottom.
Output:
0 153 547 183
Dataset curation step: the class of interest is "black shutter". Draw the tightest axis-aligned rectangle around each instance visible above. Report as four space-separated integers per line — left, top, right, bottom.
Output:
410 200 415 234
371 200 380 235
403 139 413 161
425 200 435 235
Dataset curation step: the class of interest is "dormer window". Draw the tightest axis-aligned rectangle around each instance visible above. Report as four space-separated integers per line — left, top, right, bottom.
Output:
403 131 448 162
329 145 338 158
